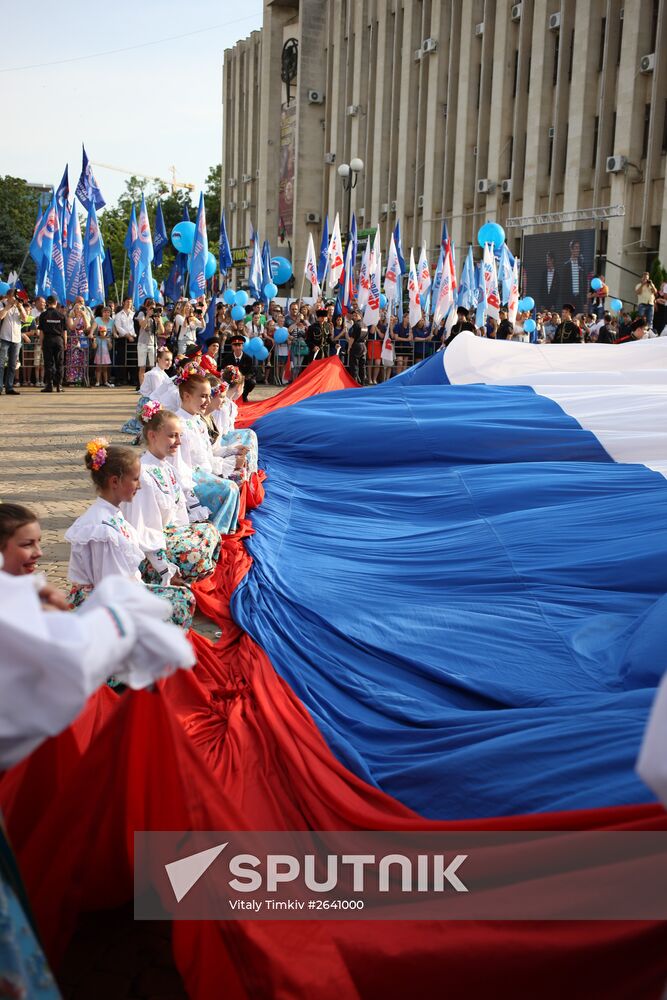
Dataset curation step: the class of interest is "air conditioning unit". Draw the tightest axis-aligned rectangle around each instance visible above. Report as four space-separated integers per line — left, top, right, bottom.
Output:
414 48 423 61
606 154 627 173
308 89 325 104
228 202 237 211
477 178 493 194
390 200 397 212
620 6 624 19
472 145 479 157
228 178 237 188
305 211 321 224
241 173 252 183
548 126 556 138
501 179 512 194
511 3 522 21
241 199 251 210
640 53 655 73
324 152 336 164
549 12 561 30
475 22 484 36
422 37 437 54
357 207 365 217
346 104 360 116
380 202 389 215
417 195 424 209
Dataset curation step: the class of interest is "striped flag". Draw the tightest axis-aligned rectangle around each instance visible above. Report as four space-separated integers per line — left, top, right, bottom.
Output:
304 232 320 299
482 242 500 321
407 249 422 327
384 233 400 306
327 214 344 289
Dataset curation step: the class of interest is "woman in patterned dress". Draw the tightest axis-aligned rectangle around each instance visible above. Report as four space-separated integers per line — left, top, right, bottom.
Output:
65 302 91 386
211 366 259 475
65 441 195 630
120 403 220 584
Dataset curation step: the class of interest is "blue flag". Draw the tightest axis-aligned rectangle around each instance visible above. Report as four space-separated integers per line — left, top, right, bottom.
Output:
75 145 105 213
84 203 105 306
153 201 168 267
393 220 406 274
458 246 476 311
66 201 88 302
182 202 190 222
474 261 487 328
134 194 155 308
45 206 67 304
164 255 186 301
498 243 513 306
29 204 51 266
56 165 69 211
317 215 329 285
189 192 208 298
248 226 262 299
261 239 273 305
430 247 445 317
201 295 217 346
219 208 232 272
124 204 138 296
350 213 358 263
102 240 116 296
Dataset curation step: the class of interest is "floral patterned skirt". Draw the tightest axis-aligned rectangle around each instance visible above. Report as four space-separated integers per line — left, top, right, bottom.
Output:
0 872 60 999
141 522 220 585
218 427 259 475
192 469 240 535
68 580 195 631
121 394 151 436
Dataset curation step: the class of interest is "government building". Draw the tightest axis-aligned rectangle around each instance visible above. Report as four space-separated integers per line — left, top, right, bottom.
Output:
221 0 667 306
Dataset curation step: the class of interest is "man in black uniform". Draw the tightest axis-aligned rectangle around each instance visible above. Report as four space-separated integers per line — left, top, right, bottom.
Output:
38 296 67 392
305 309 328 365
229 334 257 402
443 306 476 348
552 304 583 344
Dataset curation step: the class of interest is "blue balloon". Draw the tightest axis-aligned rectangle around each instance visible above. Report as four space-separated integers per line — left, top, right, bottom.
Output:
223 288 236 305
477 221 506 248
205 252 217 280
255 344 270 362
273 328 289 344
590 277 603 291
231 305 246 322
271 256 293 286
379 294 387 309
171 221 196 254
245 337 263 357
234 290 249 307
263 281 278 300
242 340 255 356
611 298 623 312
0 282 10 296
523 318 536 334
522 295 535 311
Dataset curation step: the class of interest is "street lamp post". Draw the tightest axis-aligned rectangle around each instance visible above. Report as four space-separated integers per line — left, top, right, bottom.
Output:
337 157 364 250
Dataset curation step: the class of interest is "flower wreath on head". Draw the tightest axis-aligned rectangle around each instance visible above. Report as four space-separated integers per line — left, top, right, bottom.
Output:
86 437 109 471
221 365 242 386
140 400 162 423
174 362 204 386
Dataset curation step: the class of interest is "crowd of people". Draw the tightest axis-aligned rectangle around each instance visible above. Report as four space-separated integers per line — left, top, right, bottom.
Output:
1 270 666 397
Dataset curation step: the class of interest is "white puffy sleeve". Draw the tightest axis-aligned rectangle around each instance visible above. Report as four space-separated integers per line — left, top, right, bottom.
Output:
120 472 178 584
65 509 145 585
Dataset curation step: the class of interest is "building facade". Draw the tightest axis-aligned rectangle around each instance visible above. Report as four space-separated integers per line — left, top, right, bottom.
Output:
222 0 667 304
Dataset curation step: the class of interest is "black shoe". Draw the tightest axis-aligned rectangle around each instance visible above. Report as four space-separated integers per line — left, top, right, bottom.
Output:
56 386 62 393
41 386 53 393
6 389 20 395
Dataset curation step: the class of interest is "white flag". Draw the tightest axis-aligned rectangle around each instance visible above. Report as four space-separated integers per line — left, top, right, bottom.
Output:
304 232 320 299
357 238 371 309
364 240 381 327
384 234 400 305
327 213 344 289
417 243 431 298
507 258 520 325
433 247 454 328
482 242 501 321
407 249 422 328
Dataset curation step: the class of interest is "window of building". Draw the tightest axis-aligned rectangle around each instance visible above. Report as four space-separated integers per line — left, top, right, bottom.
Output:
568 29 575 82
512 50 519 98
553 33 559 86
617 13 623 65
548 134 554 176
592 115 599 167
507 135 514 177
598 18 606 72
476 63 482 110
562 122 569 175
610 111 617 156
642 103 651 159
662 100 667 153
651 0 659 51
527 54 531 93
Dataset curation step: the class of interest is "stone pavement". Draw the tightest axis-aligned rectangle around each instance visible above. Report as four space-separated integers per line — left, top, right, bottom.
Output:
1 380 281 999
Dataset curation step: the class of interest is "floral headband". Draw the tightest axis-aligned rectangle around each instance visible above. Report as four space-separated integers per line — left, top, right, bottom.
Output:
221 365 242 386
86 437 109 471
140 400 162 423
174 362 204 385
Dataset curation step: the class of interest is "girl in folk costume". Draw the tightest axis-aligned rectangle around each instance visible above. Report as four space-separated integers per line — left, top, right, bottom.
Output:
65 440 195 629
212 366 259 475
121 346 173 437
168 367 241 534
120 402 221 584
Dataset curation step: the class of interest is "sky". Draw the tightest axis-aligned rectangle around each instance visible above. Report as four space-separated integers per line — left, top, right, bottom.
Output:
1 0 263 211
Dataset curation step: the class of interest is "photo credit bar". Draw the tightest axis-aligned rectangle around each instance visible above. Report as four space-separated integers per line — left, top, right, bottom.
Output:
134 830 667 921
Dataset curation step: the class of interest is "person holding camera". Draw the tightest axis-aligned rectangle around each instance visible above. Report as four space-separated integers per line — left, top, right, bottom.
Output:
0 289 28 395
635 272 658 330
135 297 164 386
176 303 204 356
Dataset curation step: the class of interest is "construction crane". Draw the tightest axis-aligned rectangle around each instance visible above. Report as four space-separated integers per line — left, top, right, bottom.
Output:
92 162 195 193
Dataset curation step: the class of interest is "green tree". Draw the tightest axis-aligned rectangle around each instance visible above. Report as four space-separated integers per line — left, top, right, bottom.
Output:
650 257 666 288
0 176 44 289
204 163 221 250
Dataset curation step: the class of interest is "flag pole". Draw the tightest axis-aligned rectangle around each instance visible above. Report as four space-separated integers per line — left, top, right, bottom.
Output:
121 250 127 301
